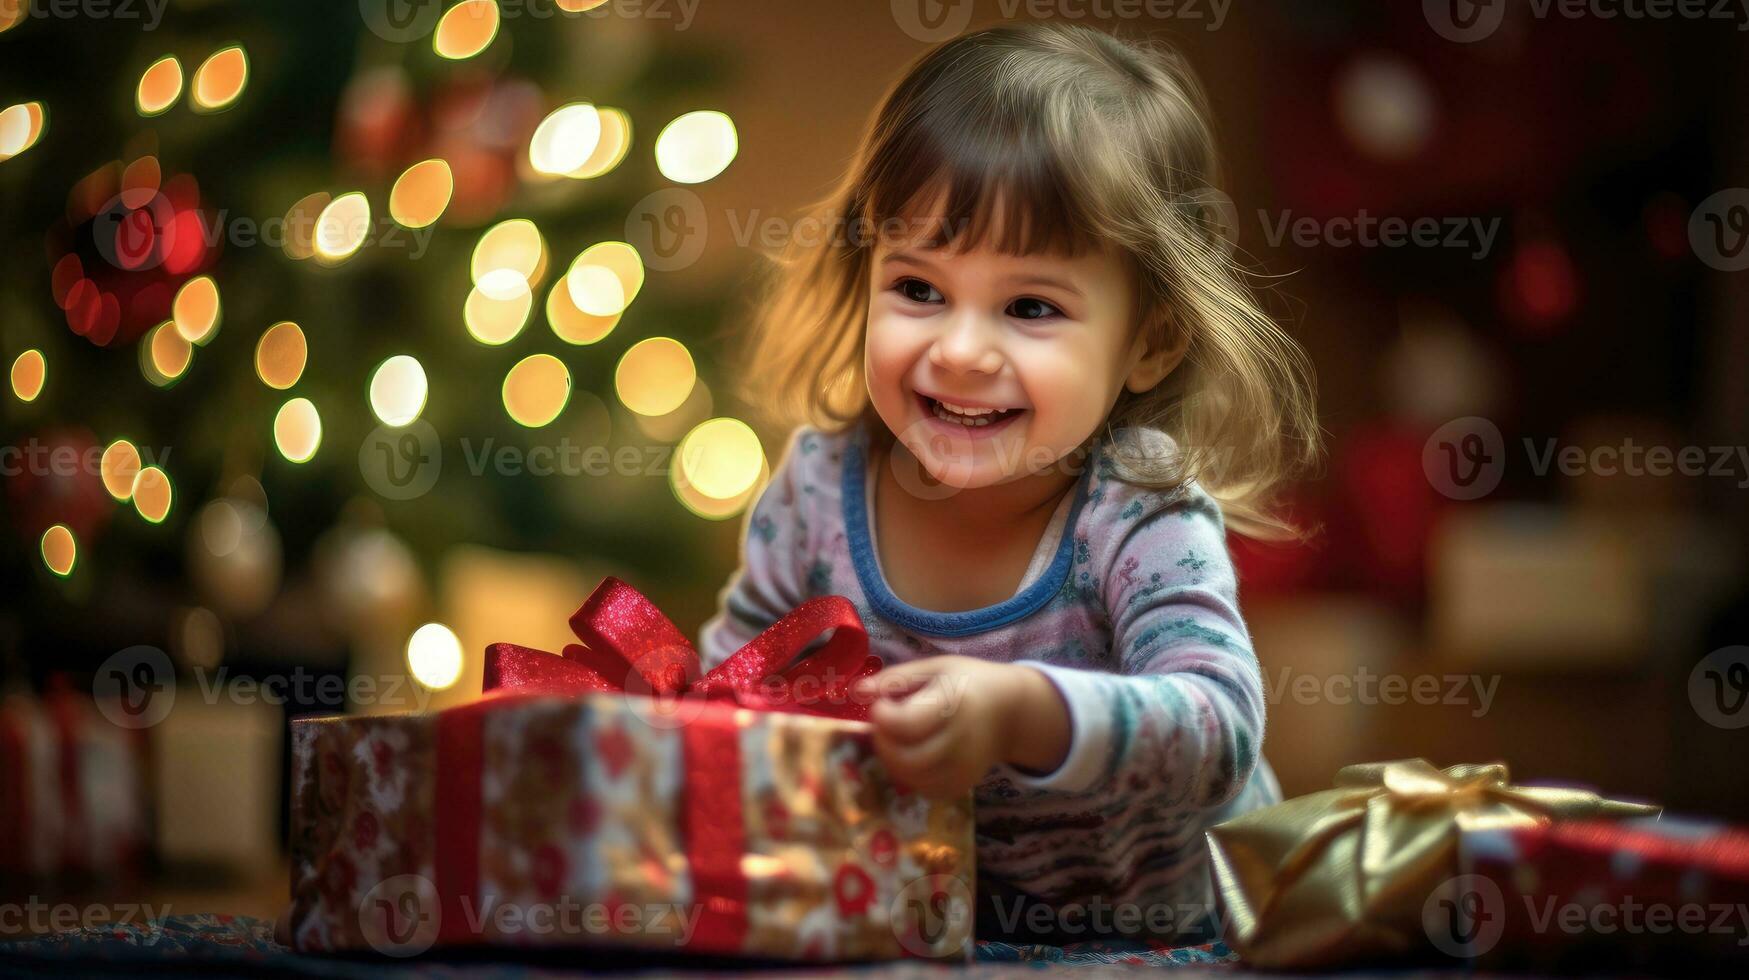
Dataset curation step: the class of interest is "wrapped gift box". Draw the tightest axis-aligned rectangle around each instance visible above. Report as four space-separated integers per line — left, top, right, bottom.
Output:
1462 816 1749 971
288 578 976 962
1206 759 1660 969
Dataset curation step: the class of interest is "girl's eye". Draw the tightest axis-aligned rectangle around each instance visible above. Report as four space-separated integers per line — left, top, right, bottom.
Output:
894 278 943 305
1007 297 1063 321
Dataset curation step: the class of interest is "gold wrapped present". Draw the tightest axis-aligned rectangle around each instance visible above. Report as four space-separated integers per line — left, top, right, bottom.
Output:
1206 759 1659 969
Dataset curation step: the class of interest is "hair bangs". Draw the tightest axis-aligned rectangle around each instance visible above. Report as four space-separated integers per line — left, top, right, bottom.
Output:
861 85 1104 259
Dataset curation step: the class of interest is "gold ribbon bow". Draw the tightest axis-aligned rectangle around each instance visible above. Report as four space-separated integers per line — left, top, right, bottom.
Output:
1206 759 1660 969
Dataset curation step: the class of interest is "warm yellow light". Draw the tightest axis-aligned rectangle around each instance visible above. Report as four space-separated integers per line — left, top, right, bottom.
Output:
1 0 25 34
546 278 620 345
132 466 174 523
675 417 765 500
148 321 193 384
471 218 546 292
41 525 76 577
568 107 632 179
191 46 248 112
314 191 370 262
369 354 428 427
565 241 643 317
172 275 221 344
615 337 695 416
283 191 331 261
463 283 533 345
407 622 464 690
389 159 453 229
557 0 609 10
274 397 322 463
101 440 142 500
502 354 571 428
654 110 737 184
255 321 308 390
433 0 500 60
674 457 767 521
136 57 183 116
529 103 601 177
10 349 44 401
0 101 45 161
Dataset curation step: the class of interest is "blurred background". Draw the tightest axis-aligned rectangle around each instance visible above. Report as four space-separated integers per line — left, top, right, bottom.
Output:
2 0 1747 933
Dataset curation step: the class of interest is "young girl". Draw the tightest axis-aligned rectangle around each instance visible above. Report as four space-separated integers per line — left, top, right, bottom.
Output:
698 22 1319 942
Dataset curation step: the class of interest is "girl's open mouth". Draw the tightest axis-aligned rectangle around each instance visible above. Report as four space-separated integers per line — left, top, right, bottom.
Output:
916 392 1025 435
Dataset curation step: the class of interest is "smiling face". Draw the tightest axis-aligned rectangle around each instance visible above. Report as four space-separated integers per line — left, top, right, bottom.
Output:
863 226 1168 490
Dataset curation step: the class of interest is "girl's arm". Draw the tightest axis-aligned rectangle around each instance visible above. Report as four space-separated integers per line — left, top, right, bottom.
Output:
696 429 815 669
1000 489 1264 808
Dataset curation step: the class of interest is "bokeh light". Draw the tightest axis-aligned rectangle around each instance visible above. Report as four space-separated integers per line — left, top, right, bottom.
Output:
433 0 500 60
471 218 546 292
136 57 183 116
407 622 464 690
132 466 174 523
565 241 643 317
502 354 571 427
1 0 25 34
529 103 601 176
556 0 609 10
283 191 331 261
10 349 44 401
654 110 737 184
256 321 307 389
144 321 193 386
172 275 221 344
315 191 370 262
274 397 323 463
389 159 453 228
570 107 632 179
675 417 765 500
463 283 533 345
41 525 76 577
546 278 619 345
615 337 695 416
0 101 45 161
101 440 142 500
120 155 161 208
369 354 428 427
191 46 249 112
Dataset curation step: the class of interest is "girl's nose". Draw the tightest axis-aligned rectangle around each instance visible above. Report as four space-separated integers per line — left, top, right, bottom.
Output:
928 311 1004 376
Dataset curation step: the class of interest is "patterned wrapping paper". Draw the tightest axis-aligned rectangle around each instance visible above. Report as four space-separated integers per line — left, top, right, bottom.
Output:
287 693 976 962
1460 816 1749 971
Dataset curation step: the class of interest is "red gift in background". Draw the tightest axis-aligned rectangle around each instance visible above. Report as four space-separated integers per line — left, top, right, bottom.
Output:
1461 816 1749 971
0 682 150 883
289 578 976 962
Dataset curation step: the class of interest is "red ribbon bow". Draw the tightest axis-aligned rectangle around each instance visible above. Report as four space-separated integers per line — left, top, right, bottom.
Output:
482 577 881 721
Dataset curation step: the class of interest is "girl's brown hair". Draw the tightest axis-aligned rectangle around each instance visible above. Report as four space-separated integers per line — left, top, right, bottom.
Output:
734 22 1320 538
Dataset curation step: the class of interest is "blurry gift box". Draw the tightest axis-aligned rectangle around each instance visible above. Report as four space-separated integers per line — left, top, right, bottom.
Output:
0 681 150 882
1207 759 1658 970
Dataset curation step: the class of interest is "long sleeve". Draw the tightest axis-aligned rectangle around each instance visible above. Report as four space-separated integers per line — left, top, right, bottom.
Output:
696 428 817 670
996 487 1264 809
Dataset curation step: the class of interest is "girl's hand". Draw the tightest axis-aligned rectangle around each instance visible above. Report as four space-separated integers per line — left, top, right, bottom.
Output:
851 656 1070 799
